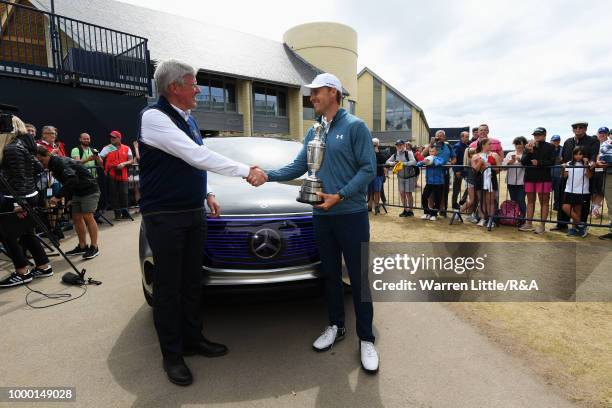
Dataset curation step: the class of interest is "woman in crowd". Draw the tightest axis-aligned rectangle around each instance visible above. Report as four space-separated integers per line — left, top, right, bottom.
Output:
0 116 52 288
471 138 501 227
502 136 528 222
519 130 556 234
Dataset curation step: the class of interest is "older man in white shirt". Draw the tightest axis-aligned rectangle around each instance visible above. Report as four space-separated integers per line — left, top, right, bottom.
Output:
139 59 265 386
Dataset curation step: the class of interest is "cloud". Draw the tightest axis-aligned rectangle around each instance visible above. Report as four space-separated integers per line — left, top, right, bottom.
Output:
120 0 612 145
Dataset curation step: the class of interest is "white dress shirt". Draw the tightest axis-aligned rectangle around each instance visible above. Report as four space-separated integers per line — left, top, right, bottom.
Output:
140 104 250 192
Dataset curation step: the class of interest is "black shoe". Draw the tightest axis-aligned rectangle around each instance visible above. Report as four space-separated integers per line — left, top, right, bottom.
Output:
599 232 612 241
407 210 414 217
83 246 99 260
163 357 193 386
183 338 228 357
0 272 33 288
368 207 372 212
374 206 380 215
65 245 89 256
399 210 408 217
31 266 53 279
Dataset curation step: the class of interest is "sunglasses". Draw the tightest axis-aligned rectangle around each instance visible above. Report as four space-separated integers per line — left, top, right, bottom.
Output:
572 125 586 129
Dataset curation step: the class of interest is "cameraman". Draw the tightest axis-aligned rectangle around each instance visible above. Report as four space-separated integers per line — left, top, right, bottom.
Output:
36 146 101 259
0 116 52 288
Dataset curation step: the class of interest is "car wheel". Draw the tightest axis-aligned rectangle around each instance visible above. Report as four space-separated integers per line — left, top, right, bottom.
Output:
143 283 153 307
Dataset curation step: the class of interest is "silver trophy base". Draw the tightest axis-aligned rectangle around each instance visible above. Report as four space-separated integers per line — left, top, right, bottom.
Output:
297 179 323 205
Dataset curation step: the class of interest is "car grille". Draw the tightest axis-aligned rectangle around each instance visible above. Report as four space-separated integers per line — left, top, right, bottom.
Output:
204 215 319 270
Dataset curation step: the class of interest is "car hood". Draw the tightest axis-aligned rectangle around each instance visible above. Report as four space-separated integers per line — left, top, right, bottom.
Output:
208 174 312 216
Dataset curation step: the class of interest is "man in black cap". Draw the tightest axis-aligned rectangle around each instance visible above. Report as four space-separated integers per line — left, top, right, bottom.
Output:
552 122 600 232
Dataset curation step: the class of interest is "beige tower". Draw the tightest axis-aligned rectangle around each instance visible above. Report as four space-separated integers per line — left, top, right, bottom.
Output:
283 22 358 101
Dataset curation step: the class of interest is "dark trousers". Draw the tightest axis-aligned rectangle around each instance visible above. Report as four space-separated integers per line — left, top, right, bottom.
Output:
441 170 450 211
508 184 527 218
552 175 562 211
422 184 443 216
557 178 590 227
108 179 128 213
451 172 463 209
144 210 206 360
0 198 49 269
313 211 374 342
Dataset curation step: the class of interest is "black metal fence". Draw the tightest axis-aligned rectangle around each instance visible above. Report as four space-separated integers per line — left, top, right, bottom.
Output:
0 0 150 95
374 163 611 233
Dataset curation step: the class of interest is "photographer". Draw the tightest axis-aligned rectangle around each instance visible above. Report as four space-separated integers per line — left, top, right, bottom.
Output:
0 116 52 288
36 146 101 260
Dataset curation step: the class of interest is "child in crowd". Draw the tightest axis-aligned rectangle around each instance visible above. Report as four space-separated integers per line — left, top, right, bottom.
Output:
562 146 592 237
471 138 501 227
417 145 445 221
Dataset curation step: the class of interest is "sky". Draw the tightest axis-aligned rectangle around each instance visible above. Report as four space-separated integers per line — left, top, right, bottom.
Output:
121 0 612 146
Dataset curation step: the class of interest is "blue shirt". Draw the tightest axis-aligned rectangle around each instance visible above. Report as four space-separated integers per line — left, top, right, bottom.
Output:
416 155 446 184
452 141 468 173
267 109 376 216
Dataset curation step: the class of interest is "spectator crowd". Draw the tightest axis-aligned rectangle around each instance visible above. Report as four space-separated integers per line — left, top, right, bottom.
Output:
370 122 612 240
0 118 141 288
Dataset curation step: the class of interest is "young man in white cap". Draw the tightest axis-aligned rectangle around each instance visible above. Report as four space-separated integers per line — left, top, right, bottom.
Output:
248 73 380 373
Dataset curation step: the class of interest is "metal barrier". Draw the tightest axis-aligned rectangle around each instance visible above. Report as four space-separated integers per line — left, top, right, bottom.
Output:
0 0 151 95
375 162 611 233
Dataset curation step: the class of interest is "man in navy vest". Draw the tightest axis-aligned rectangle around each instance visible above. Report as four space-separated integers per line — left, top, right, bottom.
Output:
139 59 266 386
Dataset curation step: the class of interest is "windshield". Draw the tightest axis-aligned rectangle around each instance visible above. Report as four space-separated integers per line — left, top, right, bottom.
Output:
204 137 303 170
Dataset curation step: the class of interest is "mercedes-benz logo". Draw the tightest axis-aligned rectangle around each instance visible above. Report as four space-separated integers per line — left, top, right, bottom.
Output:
250 228 282 259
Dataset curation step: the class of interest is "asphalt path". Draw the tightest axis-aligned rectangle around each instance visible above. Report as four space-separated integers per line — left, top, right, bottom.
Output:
0 217 575 408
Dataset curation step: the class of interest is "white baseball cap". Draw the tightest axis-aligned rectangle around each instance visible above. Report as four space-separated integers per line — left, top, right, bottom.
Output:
304 73 343 94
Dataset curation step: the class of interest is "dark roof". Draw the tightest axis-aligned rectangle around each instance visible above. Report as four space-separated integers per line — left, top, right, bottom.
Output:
358 67 428 129
30 0 320 87
429 127 470 142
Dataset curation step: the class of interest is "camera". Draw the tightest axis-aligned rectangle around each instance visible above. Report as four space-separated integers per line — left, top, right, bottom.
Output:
92 148 99 156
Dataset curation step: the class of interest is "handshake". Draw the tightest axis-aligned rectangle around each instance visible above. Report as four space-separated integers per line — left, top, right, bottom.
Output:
246 166 268 187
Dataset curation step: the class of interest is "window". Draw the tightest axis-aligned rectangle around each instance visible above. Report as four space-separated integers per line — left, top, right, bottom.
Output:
373 79 382 131
385 89 412 131
253 84 288 117
278 91 287 117
226 83 236 112
348 100 356 115
195 74 237 112
254 86 267 116
196 79 210 110
303 96 315 120
210 80 225 112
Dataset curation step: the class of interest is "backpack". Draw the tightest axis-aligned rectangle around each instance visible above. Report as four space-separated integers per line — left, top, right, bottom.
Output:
393 152 419 178
498 200 521 226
